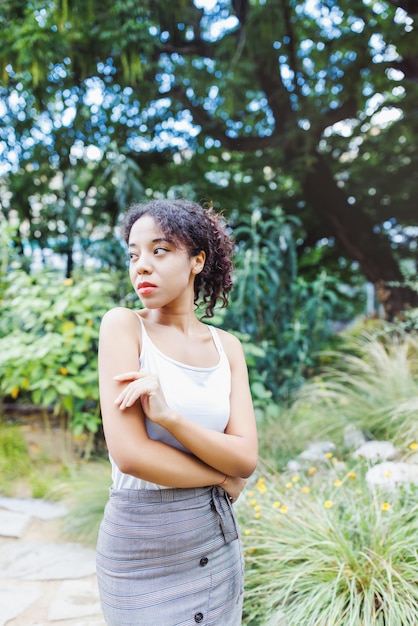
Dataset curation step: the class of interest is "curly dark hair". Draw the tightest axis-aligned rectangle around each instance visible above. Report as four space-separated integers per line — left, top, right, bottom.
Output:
123 199 234 318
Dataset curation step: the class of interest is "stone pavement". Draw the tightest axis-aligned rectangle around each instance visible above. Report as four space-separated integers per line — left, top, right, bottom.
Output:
0 496 105 626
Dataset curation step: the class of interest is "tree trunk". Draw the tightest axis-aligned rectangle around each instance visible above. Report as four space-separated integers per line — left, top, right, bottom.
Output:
66 248 74 279
302 151 418 319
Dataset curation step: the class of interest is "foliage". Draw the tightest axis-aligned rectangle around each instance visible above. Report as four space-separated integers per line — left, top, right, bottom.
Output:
1 0 417 316
238 455 418 626
226 207 347 400
254 407 310 472
289 332 418 447
386 271 418 333
0 267 124 437
61 460 110 545
0 422 67 497
393 307 418 334
0 423 32 491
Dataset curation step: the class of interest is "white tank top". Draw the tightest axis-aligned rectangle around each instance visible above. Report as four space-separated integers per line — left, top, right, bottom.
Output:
110 316 231 490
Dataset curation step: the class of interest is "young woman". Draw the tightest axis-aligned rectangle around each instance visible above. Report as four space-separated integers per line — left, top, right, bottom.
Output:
96 198 257 626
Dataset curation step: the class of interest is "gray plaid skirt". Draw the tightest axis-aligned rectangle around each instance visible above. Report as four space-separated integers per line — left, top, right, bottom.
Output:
96 485 244 625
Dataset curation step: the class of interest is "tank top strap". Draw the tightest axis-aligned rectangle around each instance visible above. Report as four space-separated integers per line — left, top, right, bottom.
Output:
207 325 225 355
136 315 224 360
136 312 146 333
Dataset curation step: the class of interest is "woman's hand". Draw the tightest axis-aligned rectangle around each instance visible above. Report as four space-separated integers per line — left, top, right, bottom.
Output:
113 370 174 425
221 475 247 504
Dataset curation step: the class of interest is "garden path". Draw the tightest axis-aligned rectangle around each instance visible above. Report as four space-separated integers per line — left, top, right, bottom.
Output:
0 496 105 626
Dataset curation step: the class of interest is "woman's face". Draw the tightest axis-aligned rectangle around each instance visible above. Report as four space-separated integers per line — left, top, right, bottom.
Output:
128 214 205 310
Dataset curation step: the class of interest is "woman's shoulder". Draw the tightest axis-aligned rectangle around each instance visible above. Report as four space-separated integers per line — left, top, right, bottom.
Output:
100 307 141 331
99 308 143 355
212 327 243 359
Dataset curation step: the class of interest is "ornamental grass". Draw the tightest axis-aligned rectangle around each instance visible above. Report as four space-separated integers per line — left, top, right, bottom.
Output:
288 333 418 447
238 455 418 626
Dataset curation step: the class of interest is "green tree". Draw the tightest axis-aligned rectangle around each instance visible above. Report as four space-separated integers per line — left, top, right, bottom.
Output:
1 0 417 316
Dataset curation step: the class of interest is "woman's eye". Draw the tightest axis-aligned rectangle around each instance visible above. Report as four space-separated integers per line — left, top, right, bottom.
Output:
154 247 168 255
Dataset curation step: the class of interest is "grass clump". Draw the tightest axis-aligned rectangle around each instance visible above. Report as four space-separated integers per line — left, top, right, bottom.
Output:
287 333 418 448
61 460 110 545
0 423 32 492
0 421 70 498
238 456 418 626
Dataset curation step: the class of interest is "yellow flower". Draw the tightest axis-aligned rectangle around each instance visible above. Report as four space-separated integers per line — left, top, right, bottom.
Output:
409 442 418 450
333 480 342 487
325 452 333 459
272 501 281 509
347 472 357 479
254 513 261 519
382 502 391 511
244 529 251 536
59 367 69 375
256 477 267 493
292 476 300 483
62 321 76 336
247 491 255 497
249 499 257 507
308 466 317 476
254 505 261 512
324 500 334 509
280 505 289 514
86 320 94 326
285 482 293 489
63 277 73 286
10 386 19 399
301 486 310 494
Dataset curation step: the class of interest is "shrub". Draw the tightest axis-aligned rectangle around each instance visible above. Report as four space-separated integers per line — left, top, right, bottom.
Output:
0 268 124 438
61 460 110 545
226 206 349 401
290 332 418 447
238 453 418 626
0 423 32 491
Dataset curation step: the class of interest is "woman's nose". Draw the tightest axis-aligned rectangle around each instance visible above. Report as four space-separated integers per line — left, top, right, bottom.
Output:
135 254 151 274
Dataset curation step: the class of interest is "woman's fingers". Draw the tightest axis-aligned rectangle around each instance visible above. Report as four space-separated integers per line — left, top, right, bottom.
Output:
113 370 142 381
115 382 145 408
114 373 159 409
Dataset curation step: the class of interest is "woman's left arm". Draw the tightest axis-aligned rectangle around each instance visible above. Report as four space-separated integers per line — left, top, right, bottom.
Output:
115 330 258 478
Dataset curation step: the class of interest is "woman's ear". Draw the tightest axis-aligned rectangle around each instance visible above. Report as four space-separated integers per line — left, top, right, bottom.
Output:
192 250 206 275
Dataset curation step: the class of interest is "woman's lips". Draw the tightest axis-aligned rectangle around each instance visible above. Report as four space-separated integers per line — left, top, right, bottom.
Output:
137 282 157 295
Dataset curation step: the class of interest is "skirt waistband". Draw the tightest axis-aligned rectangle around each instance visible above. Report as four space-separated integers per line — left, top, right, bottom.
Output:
108 485 239 544
110 484 222 504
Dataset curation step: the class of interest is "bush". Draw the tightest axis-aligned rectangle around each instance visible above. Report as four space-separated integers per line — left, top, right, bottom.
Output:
238 453 418 626
0 423 32 490
290 332 418 447
226 206 350 401
0 268 125 437
61 460 110 545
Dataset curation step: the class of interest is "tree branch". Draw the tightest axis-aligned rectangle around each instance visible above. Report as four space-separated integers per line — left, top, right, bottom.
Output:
169 84 284 151
386 0 418 15
301 150 418 317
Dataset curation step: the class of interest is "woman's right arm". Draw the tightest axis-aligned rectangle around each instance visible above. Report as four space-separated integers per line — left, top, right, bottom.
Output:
98 307 227 488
